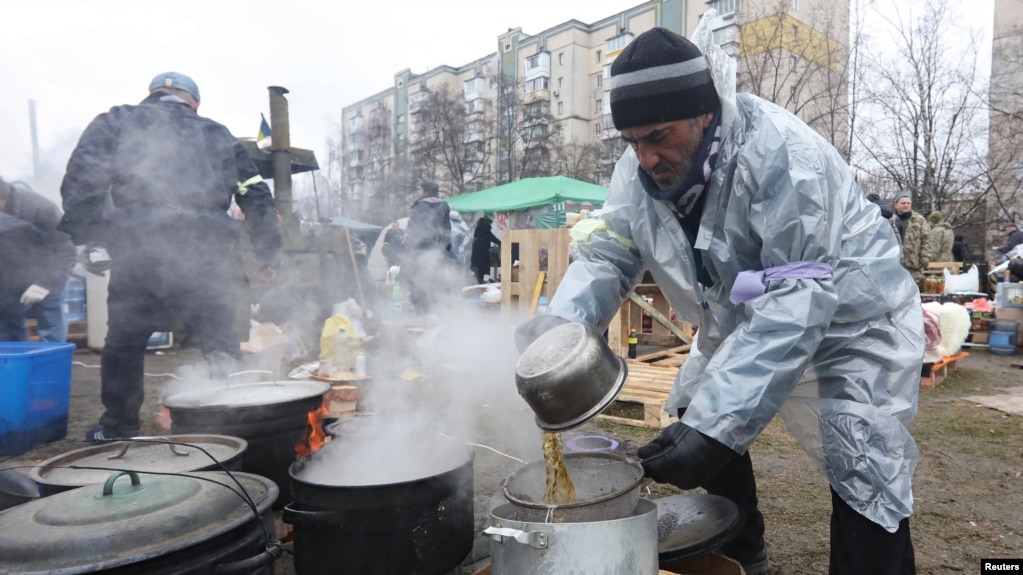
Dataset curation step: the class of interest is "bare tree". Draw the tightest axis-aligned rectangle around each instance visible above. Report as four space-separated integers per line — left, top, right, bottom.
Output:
495 71 565 182
551 140 604 183
853 0 988 221
736 0 854 155
408 83 495 195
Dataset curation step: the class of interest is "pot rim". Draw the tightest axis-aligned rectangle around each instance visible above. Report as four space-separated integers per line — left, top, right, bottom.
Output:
163 379 331 409
289 443 475 489
501 452 644 511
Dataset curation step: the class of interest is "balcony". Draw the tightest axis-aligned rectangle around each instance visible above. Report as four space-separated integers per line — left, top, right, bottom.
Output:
524 52 551 82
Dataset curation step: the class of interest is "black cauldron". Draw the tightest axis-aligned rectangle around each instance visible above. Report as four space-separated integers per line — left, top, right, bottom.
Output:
0 471 279 575
164 378 330 509
283 439 474 575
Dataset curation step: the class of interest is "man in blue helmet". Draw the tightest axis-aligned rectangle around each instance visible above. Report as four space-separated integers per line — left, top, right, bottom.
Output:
59 72 282 441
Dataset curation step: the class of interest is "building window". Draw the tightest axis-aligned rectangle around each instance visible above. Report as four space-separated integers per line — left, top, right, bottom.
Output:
527 54 540 69
790 55 797 71
595 74 602 88
596 49 602 63
525 77 550 93
558 101 564 115
595 99 603 113
397 114 405 124
789 86 797 104
603 64 612 78
709 0 739 14
595 123 601 135
606 34 634 54
559 52 564 65
792 0 798 9
558 77 564 90
792 25 798 40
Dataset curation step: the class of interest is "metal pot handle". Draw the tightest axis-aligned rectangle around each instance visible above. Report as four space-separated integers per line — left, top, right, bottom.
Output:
226 370 277 386
213 541 284 575
106 437 190 460
282 503 345 527
102 471 141 495
483 526 548 549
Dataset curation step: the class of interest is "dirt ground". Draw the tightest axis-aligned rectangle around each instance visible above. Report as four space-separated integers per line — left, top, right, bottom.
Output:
4 337 1023 574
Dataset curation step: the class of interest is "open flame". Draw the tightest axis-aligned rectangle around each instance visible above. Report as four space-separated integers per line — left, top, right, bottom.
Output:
295 404 330 457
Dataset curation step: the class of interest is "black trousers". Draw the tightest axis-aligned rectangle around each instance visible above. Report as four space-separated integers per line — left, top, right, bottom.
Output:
99 244 242 437
703 450 915 574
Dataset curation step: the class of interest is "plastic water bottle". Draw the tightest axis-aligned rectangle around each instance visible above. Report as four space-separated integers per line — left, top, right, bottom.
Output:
355 352 367 376
331 328 353 373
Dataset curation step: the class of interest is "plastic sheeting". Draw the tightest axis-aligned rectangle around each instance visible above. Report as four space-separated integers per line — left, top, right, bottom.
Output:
544 10 923 532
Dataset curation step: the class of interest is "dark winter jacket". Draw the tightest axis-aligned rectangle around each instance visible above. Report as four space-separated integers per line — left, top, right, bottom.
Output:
470 217 501 273
405 196 451 253
1 182 75 292
952 234 972 263
0 212 47 303
998 228 1023 255
59 92 281 263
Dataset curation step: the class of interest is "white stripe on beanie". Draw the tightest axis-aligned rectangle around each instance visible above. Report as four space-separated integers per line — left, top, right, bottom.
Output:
610 58 709 91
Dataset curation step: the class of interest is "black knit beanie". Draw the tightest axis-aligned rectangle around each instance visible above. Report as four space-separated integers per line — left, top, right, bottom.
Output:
609 27 720 130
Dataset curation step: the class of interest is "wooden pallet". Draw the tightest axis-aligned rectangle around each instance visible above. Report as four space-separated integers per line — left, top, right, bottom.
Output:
597 359 684 429
921 351 969 388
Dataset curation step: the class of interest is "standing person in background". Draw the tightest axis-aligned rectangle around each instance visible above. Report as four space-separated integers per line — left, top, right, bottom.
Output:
515 27 922 575
59 72 281 441
381 221 404 269
927 211 954 263
402 180 451 314
470 215 501 284
952 234 972 263
997 224 1023 256
891 191 935 283
0 178 75 342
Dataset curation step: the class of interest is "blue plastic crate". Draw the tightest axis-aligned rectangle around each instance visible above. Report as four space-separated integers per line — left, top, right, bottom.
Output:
0 342 75 455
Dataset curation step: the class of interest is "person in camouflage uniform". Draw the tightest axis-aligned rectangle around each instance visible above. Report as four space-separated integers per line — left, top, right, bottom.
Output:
890 191 935 283
928 211 954 262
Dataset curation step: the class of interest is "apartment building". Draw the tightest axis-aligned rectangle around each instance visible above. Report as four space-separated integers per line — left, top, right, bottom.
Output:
340 0 849 222
987 0 1023 250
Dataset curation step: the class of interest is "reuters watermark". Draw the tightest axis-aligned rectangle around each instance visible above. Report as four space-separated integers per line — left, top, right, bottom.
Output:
982 559 1023 573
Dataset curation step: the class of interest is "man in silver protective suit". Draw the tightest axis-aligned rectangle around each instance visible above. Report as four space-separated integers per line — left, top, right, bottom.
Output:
516 27 923 575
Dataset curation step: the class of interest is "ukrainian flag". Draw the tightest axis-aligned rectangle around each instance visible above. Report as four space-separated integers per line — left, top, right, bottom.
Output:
258 114 272 141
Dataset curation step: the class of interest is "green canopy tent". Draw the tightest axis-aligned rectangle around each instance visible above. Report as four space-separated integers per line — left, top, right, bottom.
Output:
444 176 606 214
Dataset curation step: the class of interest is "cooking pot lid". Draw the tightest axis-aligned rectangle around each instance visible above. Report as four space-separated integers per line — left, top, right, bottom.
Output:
162 379 331 409
0 471 277 574
29 435 248 489
655 493 742 563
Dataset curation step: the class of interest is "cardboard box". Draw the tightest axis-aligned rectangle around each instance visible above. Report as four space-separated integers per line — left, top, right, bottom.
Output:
240 322 288 353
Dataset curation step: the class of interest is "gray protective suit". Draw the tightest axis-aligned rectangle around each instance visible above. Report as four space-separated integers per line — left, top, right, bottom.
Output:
547 93 924 532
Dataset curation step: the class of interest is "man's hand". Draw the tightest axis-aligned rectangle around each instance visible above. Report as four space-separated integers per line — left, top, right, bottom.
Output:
20 284 50 305
637 421 737 490
76 244 111 276
514 314 570 353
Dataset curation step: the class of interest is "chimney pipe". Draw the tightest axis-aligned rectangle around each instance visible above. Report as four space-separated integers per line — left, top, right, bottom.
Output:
268 86 294 221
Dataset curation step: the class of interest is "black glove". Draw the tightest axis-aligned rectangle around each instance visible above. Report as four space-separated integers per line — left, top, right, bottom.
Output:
637 421 737 490
514 314 570 353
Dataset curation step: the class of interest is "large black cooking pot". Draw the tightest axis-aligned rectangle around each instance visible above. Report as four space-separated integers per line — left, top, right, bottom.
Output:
283 436 474 575
163 374 330 509
30 435 248 496
0 470 279 575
